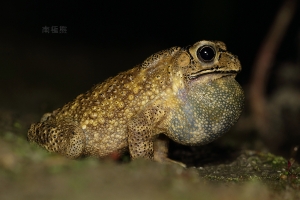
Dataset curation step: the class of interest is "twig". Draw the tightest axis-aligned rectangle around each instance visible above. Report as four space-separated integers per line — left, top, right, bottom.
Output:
249 0 297 139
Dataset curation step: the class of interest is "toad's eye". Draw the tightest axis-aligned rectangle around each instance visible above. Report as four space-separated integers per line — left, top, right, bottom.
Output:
197 45 216 62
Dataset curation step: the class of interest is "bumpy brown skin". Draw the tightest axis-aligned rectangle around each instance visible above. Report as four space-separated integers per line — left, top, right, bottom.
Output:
28 40 244 163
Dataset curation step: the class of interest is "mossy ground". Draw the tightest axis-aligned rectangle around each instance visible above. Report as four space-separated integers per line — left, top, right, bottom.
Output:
0 110 299 200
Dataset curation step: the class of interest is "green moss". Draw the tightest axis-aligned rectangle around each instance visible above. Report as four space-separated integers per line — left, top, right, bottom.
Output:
197 150 299 190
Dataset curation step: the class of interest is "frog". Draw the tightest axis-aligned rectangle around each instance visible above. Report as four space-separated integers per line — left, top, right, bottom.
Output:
27 40 244 164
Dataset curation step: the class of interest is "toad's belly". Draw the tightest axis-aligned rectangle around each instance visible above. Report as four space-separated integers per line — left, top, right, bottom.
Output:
168 76 244 145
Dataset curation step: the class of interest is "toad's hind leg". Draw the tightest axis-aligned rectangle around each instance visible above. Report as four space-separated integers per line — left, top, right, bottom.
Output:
27 119 86 158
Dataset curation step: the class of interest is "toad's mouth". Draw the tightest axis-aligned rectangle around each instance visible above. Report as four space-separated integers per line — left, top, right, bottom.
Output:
189 67 240 80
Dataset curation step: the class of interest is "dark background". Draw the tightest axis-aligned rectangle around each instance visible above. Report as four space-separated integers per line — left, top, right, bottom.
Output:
1 0 298 92
0 0 299 160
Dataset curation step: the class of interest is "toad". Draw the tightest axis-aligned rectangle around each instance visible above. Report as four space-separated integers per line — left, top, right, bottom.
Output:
28 40 244 163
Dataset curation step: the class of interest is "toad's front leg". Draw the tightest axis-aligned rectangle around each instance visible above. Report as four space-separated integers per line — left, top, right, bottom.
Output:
128 114 186 167
127 104 169 161
128 120 154 159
